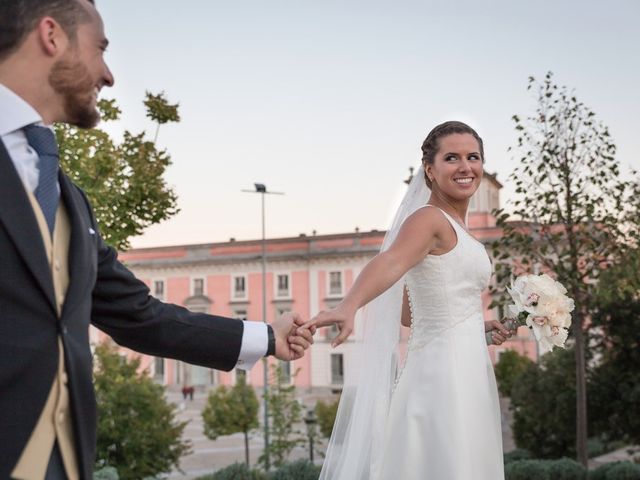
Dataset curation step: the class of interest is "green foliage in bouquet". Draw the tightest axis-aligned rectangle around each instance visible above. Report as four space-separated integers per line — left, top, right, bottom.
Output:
93 343 190 480
56 92 180 250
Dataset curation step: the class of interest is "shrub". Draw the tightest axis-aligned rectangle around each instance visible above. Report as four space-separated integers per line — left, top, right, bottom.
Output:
202 375 259 465
268 459 321 480
599 461 640 479
258 365 304 469
505 459 550 480
93 343 190 480
510 347 578 458
546 458 586 480
194 463 266 480
504 448 532 464
94 466 119 480
315 398 339 438
505 458 588 480
494 350 534 397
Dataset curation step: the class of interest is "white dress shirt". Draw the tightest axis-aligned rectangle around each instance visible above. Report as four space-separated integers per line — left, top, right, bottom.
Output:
0 83 268 370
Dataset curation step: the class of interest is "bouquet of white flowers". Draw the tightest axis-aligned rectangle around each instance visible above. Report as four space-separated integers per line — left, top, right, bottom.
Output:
503 274 575 354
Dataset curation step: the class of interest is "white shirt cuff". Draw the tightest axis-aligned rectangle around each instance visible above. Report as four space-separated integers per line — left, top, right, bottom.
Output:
235 321 268 370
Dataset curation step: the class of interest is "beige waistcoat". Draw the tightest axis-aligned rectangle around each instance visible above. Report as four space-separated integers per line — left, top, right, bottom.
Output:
11 191 80 480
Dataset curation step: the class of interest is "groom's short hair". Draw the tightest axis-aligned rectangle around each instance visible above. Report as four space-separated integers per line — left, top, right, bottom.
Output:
0 0 95 61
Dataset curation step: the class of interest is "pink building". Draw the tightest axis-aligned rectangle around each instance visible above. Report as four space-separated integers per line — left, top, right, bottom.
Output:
92 172 537 392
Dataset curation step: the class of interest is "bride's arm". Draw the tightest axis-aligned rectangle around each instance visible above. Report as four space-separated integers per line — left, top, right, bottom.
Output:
305 207 444 346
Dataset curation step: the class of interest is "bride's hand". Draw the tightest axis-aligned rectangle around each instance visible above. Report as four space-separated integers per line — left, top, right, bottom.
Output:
303 306 355 348
484 320 513 346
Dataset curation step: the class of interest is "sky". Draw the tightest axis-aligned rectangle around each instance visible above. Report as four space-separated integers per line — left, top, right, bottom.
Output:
95 0 640 249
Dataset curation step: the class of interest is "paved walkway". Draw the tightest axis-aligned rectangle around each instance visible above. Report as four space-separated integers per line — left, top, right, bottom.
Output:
165 391 516 479
166 391 321 479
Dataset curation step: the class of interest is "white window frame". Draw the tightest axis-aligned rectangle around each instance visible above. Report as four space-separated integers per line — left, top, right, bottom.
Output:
327 270 344 297
191 277 206 297
232 275 248 300
154 357 165 380
274 272 292 299
469 191 478 212
152 278 166 301
330 353 344 385
279 359 293 385
234 309 248 321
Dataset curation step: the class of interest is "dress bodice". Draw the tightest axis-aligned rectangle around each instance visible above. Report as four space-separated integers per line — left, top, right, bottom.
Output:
404 206 492 350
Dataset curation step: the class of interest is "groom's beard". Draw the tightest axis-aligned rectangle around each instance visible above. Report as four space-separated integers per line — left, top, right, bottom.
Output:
49 51 101 129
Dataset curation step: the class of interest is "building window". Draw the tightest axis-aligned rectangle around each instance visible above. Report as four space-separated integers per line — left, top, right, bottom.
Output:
276 274 290 298
327 324 340 342
279 360 292 384
331 353 344 385
193 278 204 296
154 357 164 378
329 271 343 296
236 369 247 384
233 276 247 299
153 280 165 300
469 192 478 212
234 310 247 321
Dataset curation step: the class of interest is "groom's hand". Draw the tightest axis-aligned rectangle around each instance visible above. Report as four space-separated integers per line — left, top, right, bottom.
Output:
271 312 315 361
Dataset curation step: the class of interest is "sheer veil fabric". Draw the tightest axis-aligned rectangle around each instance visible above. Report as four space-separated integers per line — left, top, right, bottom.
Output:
319 167 430 479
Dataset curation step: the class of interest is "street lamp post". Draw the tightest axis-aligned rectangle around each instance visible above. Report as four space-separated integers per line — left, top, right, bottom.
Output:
304 408 317 463
242 183 284 471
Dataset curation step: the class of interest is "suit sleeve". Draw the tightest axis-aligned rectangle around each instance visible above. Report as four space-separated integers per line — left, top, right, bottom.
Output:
79 190 245 372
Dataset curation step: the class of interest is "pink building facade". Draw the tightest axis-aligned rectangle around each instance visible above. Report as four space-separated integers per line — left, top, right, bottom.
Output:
92 172 538 392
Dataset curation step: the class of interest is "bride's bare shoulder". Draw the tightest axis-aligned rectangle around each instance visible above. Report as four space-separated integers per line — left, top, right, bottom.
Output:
403 205 450 233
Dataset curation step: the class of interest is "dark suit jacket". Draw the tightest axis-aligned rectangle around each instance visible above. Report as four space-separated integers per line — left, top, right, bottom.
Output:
0 140 245 479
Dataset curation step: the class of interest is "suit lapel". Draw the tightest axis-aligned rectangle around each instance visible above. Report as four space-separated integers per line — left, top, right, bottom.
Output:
59 174 93 315
0 139 57 314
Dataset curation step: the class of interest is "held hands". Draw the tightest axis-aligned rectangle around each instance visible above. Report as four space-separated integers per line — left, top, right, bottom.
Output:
271 312 316 361
304 305 355 348
484 319 516 346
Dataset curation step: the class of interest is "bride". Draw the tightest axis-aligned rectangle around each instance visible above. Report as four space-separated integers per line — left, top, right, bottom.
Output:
305 121 512 479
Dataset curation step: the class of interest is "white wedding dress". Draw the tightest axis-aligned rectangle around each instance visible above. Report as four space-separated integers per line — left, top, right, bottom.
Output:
371 206 504 479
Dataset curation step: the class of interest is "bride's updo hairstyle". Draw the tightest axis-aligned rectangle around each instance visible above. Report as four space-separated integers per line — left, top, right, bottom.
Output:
421 121 485 189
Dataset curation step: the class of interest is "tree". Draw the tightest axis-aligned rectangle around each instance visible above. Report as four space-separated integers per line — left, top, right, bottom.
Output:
490 72 640 465
494 350 534 398
258 365 304 470
93 343 191 479
510 347 577 458
589 248 640 445
314 397 339 439
55 91 180 250
202 375 260 465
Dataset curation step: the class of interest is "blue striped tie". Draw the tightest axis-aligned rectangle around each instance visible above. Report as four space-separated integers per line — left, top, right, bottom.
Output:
24 125 60 235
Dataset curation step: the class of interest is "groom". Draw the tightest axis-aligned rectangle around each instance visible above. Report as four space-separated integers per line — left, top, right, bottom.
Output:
0 1 313 478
